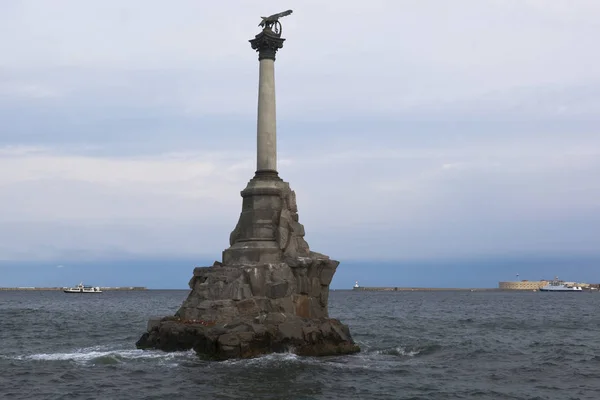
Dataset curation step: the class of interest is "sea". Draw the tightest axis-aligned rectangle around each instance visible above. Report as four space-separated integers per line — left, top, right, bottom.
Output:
1 290 599 400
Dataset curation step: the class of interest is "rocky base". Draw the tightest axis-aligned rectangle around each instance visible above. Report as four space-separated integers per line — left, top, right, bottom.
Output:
136 254 360 360
136 313 359 360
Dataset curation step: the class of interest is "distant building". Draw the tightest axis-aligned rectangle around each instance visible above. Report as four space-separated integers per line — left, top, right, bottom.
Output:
498 280 549 290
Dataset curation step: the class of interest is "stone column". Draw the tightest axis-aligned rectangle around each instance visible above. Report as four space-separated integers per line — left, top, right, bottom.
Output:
251 29 285 174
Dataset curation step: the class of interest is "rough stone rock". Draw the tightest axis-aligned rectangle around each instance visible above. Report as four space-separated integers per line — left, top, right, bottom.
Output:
137 253 359 360
136 314 359 361
172 255 341 325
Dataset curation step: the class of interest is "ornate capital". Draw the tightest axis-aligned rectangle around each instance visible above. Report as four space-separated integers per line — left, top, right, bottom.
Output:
250 29 285 61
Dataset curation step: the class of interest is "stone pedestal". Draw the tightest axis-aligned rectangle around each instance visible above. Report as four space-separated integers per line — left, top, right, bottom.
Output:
222 171 285 265
222 171 311 265
136 22 359 360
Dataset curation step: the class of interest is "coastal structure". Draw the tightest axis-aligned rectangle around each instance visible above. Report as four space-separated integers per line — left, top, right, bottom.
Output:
498 279 595 291
136 11 359 360
498 280 549 291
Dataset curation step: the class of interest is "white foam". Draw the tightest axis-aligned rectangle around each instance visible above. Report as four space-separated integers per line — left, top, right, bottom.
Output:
12 347 196 363
222 351 302 366
395 347 420 357
373 346 420 357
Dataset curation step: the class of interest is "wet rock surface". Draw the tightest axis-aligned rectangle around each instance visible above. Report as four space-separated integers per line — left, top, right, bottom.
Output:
136 313 359 360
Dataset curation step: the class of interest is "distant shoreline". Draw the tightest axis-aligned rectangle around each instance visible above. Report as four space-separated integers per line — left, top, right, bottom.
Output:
3 287 593 292
0 287 148 291
0 287 500 292
347 287 502 292
349 286 598 292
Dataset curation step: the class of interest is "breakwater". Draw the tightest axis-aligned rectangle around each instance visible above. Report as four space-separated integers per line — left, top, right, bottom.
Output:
0 287 147 291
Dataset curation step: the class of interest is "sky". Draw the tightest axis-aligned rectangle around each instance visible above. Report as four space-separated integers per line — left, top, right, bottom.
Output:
1 0 599 288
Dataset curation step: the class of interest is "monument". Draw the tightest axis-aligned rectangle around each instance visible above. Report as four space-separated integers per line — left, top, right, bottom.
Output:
136 10 359 360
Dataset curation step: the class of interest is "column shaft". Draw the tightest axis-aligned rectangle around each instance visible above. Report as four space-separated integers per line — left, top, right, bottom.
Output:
256 59 277 172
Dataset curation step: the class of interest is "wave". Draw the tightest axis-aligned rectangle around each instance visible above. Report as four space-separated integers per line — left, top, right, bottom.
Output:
222 351 301 366
9 346 196 366
374 343 442 357
375 347 420 357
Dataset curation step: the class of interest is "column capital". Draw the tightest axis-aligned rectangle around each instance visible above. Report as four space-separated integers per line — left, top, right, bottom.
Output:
250 28 285 61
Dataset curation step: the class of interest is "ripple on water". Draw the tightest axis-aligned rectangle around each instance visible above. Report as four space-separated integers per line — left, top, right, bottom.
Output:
1 290 600 400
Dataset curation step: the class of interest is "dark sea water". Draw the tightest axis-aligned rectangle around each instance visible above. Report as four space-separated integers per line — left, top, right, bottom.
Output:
1 290 599 400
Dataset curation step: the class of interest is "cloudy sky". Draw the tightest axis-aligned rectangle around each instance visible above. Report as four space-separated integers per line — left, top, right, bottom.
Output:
1 0 599 287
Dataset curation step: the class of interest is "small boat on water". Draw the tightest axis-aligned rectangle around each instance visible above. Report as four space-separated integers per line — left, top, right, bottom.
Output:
539 277 582 292
63 282 102 293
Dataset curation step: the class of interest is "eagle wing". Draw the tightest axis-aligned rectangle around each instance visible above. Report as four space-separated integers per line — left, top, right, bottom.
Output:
267 9 293 20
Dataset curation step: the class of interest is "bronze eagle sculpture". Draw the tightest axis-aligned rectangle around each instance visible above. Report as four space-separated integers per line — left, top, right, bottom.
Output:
258 10 293 28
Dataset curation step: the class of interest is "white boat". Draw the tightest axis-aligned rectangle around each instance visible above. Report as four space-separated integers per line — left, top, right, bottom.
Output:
353 281 360 289
539 277 582 292
63 282 102 293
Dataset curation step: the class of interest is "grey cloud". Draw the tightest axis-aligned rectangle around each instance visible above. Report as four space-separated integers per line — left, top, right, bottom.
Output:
2 1 600 119
0 131 598 261
0 1 599 261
